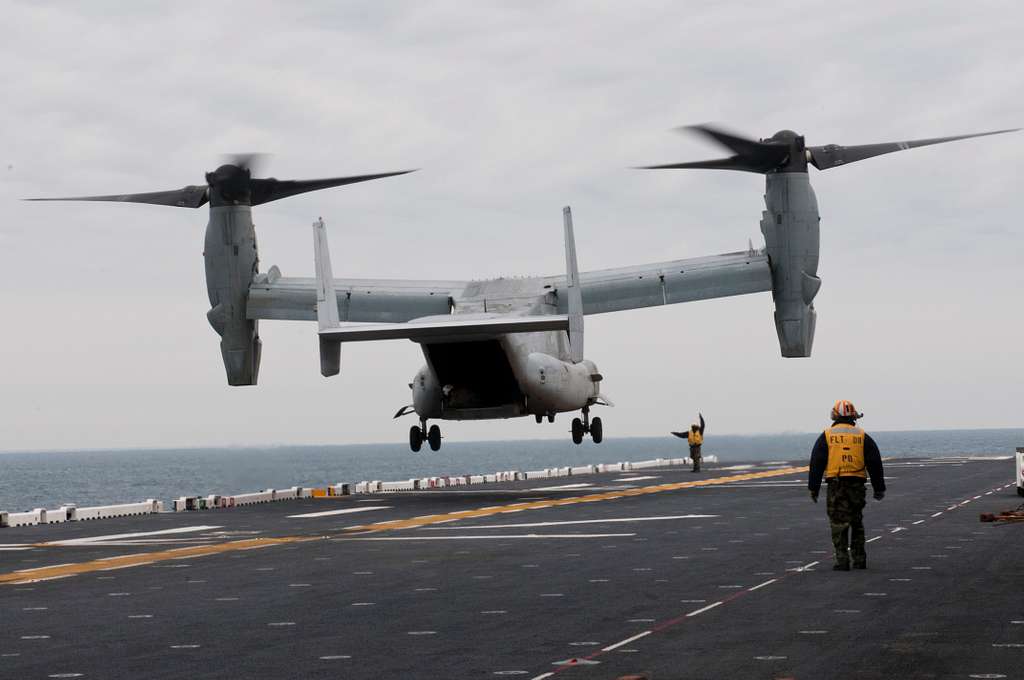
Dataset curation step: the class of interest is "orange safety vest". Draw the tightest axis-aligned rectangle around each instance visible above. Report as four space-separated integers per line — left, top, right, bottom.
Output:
688 431 703 446
824 423 866 478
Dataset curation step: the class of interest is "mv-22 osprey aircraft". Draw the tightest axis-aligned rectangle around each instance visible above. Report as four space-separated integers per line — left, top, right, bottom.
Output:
31 126 1015 450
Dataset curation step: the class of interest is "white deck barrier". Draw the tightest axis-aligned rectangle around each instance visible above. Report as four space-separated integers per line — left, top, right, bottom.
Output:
1 454 718 527
1016 448 1023 495
5 509 45 527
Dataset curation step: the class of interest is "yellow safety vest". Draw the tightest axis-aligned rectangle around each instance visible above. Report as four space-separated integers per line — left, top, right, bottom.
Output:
824 424 866 478
688 431 703 446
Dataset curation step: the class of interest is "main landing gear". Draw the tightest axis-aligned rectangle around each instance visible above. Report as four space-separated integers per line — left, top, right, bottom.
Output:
570 406 602 445
410 419 442 452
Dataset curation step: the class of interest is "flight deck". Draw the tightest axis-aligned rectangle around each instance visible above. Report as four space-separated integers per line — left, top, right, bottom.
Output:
1 457 1021 679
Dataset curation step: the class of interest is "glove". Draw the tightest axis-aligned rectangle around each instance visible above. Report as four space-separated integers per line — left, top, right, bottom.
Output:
810 490 818 503
874 490 885 501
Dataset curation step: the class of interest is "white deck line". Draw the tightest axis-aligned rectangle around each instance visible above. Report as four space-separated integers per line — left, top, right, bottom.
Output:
602 630 651 652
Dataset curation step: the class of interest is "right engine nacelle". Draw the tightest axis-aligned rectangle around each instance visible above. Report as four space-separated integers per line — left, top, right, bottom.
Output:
761 172 821 357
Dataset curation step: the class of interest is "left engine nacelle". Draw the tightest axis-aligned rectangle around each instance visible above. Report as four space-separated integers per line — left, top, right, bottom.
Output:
204 205 262 386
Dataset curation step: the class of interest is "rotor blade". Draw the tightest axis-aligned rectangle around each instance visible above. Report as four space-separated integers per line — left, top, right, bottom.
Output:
637 151 788 174
808 128 1020 170
679 124 768 157
224 152 268 174
25 185 209 208
250 170 416 206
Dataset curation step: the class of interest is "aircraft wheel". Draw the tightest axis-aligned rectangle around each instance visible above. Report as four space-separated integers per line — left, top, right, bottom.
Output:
547 413 555 423
428 424 442 451
590 417 603 444
571 418 584 445
409 426 423 452
535 413 543 424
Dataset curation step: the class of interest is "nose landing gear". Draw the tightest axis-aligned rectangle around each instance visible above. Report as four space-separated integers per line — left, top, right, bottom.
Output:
410 419 442 452
570 407 603 445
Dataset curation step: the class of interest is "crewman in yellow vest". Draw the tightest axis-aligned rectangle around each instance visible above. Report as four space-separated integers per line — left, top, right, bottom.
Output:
671 413 706 472
808 400 886 571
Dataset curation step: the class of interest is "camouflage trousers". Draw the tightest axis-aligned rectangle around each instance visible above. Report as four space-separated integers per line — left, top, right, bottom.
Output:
690 445 702 472
826 478 867 566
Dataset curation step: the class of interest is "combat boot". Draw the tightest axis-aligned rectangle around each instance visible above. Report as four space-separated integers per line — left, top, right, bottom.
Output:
833 550 850 571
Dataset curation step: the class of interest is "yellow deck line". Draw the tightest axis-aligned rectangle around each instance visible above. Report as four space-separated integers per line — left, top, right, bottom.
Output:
345 465 809 533
0 536 318 585
1 465 807 585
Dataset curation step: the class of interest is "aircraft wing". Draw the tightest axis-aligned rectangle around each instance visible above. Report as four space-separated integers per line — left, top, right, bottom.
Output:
247 271 465 323
319 314 569 343
564 250 772 315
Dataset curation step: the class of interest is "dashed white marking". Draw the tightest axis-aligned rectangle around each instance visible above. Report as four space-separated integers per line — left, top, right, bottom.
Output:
108 592 131 597
528 484 593 491
21 635 50 640
890 527 906 533
494 672 529 676
748 579 777 592
913 520 925 525
530 673 556 680
834 609 860 613
170 644 200 649
602 630 651 652
680 599 706 603
407 631 437 635
288 506 390 519
215 597 239 602
540 593 564 597
931 512 943 518
969 675 1007 679
912 566 932 570
686 601 723 617
864 592 887 597
320 655 352 660
754 655 787 660
569 641 600 647
48 674 83 678
128 614 153 618
800 630 828 634
612 476 661 482
350 602 375 607
353 571 373 575
589 579 609 583
991 643 1024 648
866 536 882 543
889 578 911 582
289 583 311 588
481 610 507 614
267 622 296 626
22 607 48 611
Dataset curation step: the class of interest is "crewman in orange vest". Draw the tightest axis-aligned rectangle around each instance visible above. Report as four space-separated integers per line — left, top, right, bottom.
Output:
808 400 886 570
672 413 705 472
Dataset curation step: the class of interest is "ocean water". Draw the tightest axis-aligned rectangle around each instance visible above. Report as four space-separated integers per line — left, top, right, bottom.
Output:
1 429 1021 512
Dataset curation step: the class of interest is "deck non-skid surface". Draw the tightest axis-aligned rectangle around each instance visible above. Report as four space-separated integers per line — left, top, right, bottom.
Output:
1 458 1020 679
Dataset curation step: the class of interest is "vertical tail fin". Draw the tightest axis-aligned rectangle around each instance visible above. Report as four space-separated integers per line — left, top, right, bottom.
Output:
313 217 342 376
563 206 584 363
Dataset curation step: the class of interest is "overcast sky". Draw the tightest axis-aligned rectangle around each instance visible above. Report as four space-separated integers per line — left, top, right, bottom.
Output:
1 1 1021 452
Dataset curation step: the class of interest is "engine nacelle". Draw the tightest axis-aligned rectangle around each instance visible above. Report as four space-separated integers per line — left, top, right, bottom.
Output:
204 205 262 385
761 172 821 357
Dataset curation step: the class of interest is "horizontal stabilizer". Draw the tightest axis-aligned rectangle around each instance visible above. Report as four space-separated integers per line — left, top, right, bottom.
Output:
319 315 569 343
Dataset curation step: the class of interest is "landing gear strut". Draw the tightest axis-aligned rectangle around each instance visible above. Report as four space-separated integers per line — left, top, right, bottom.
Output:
570 407 603 445
410 419 442 452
